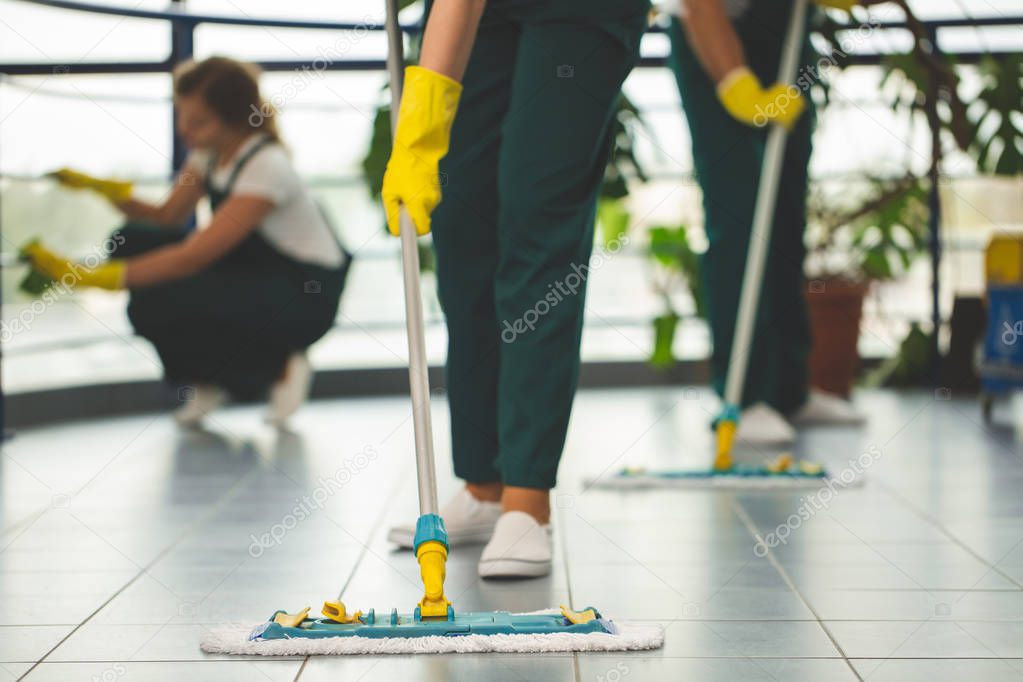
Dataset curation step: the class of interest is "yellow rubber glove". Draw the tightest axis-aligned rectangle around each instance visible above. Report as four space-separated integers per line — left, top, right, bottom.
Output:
21 241 126 291
814 0 857 11
717 67 806 130
50 167 134 204
381 66 463 237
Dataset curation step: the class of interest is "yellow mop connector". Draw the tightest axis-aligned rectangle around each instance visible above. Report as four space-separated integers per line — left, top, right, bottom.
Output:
714 418 737 471
714 404 741 471
412 513 452 619
416 539 451 618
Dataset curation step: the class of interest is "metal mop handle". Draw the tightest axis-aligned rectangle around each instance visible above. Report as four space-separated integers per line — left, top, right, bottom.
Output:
722 0 809 411
384 0 439 517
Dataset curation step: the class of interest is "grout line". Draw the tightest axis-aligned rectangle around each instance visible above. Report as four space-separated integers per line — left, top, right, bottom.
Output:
291 657 310 681
16 465 263 681
0 507 50 543
556 504 583 682
873 479 1023 590
0 414 162 549
291 451 412 682
338 465 412 600
732 500 865 682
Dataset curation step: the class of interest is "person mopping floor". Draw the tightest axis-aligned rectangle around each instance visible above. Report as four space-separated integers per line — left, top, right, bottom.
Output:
663 0 888 446
24 57 351 428
201 0 664 655
383 0 649 578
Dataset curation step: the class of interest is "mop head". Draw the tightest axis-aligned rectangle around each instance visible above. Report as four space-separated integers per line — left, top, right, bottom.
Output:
587 466 846 490
200 608 663 656
587 455 862 490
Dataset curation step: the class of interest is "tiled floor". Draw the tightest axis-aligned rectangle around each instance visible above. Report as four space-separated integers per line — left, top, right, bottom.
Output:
2 387 1023 681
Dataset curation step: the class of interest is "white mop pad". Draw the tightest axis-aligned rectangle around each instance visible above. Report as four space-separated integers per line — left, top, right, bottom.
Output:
200 611 663 656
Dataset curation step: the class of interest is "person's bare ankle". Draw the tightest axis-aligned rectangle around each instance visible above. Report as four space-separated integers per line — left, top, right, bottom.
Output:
465 481 503 503
501 486 551 525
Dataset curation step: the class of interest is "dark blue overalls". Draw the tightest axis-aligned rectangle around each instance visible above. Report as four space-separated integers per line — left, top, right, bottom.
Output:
111 138 351 400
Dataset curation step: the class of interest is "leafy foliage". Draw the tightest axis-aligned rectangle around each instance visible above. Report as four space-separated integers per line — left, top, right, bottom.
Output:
648 224 706 319
650 312 681 369
601 94 650 200
361 105 392 201
863 322 935 387
596 197 630 247
17 240 56 296
647 223 706 368
807 175 929 282
19 268 55 296
879 52 972 155
970 54 1023 176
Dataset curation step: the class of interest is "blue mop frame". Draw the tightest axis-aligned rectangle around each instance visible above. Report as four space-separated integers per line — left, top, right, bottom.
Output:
251 609 614 641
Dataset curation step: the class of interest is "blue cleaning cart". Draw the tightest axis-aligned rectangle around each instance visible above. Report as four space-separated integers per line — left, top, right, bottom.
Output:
980 235 1023 421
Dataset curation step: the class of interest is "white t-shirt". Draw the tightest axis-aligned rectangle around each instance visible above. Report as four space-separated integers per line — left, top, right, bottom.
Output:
185 134 345 269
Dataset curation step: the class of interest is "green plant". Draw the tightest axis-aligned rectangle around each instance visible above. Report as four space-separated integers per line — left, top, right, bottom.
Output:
813 4 1017 390
806 174 929 282
872 4 1023 179
361 104 392 202
646 223 705 368
650 311 681 369
600 94 649 201
594 93 652 247
970 54 1023 176
16 239 55 295
863 321 935 388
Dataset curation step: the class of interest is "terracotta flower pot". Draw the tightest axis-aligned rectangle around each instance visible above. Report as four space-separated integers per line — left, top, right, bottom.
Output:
805 279 869 398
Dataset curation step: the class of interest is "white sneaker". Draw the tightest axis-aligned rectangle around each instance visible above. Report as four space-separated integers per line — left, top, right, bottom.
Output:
174 384 226 427
265 353 313 427
478 511 553 579
387 488 502 549
792 389 866 425
735 402 796 446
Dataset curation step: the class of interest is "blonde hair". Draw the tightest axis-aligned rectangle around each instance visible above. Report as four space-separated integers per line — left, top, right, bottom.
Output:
173 56 281 143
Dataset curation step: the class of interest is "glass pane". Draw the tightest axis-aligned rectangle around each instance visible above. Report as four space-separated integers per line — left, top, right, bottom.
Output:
0 0 170 63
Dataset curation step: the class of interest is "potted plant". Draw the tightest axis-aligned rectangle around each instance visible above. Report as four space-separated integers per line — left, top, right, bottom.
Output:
804 174 929 395
817 2 1021 392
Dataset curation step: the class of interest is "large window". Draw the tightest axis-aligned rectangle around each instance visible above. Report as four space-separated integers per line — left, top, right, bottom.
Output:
2 0 1021 393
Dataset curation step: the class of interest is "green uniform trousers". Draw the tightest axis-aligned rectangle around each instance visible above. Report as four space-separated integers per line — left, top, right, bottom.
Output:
429 0 648 489
667 6 816 414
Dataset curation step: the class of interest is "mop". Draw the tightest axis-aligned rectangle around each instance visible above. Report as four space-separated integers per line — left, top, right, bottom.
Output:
201 0 662 655
592 0 846 491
